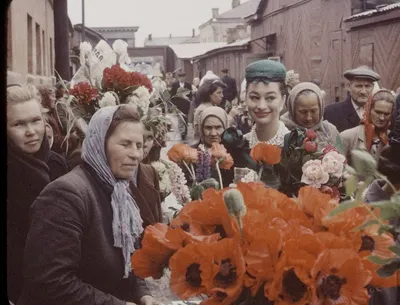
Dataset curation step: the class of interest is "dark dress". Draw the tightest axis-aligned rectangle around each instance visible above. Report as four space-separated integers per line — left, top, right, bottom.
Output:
48 150 69 180
7 138 50 303
17 163 153 305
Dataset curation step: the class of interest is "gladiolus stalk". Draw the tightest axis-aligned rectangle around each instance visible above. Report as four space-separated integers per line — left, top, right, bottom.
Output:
182 160 196 183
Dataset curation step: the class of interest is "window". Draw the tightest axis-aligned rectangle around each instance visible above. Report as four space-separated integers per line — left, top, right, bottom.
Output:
42 30 46 75
27 14 33 73
49 37 53 75
7 6 11 69
36 23 42 75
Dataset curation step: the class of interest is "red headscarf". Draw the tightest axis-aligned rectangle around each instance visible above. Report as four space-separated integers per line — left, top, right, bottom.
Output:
361 89 394 151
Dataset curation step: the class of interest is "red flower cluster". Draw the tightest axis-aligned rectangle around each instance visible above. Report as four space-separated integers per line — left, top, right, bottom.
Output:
69 82 99 105
102 64 152 93
132 183 398 305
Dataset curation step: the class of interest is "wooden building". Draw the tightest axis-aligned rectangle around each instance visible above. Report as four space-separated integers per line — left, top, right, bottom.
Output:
247 0 400 104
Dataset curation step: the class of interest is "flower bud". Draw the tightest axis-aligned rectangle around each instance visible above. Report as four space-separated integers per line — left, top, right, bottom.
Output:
305 129 317 140
223 189 247 218
304 141 317 153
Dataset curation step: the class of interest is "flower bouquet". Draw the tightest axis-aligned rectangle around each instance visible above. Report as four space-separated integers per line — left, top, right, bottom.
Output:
131 180 399 305
166 143 234 202
279 129 347 199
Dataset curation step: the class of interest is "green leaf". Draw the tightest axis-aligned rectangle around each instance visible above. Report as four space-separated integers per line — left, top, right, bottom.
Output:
369 201 400 220
351 149 377 178
344 175 358 196
344 165 356 175
352 219 380 232
376 258 400 278
200 178 219 190
368 255 395 265
389 245 400 256
327 201 359 217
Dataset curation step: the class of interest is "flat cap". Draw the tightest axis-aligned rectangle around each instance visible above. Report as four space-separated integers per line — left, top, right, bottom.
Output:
343 65 380 82
221 68 229 73
177 71 186 76
245 59 286 82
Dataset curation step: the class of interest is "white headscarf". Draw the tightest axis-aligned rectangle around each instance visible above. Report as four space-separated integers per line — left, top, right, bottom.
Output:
82 106 143 278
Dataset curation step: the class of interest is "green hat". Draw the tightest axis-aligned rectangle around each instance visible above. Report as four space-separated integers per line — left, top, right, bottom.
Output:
245 59 286 83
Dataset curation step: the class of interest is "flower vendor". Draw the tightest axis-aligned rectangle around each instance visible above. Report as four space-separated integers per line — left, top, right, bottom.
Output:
7 84 52 303
281 81 343 151
19 105 162 305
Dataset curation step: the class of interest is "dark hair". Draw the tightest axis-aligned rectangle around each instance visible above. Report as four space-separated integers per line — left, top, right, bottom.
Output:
197 79 227 105
378 156 400 184
245 79 287 98
105 105 142 142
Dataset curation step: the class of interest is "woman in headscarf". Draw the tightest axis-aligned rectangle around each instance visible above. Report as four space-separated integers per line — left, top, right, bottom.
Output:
241 59 290 188
341 90 395 165
193 79 228 143
18 105 162 305
7 84 51 304
281 82 343 150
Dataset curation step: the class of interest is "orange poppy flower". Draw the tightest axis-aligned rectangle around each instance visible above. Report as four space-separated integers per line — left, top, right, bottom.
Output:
250 143 281 165
219 154 234 170
169 243 215 299
268 228 323 304
210 143 229 160
244 227 283 296
298 186 339 227
167 143 198 164
362 259 399 289
315 232 361 252
166 226 221 249
205 238 246 305
311 249 372 305
131 223 175 279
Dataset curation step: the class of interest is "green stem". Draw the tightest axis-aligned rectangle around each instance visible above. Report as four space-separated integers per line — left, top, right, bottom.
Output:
258 166 264 182
182 161 196 183
216 161 224 190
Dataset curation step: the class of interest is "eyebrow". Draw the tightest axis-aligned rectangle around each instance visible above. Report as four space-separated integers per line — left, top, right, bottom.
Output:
248 91 277 95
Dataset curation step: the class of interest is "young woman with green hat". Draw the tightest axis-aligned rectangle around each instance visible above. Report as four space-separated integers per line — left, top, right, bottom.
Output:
242 59 290 186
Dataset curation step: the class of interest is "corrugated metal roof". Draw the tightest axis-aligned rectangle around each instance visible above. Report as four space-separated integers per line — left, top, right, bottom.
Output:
218 0 261 19
345 2 400 21
170 39 250 59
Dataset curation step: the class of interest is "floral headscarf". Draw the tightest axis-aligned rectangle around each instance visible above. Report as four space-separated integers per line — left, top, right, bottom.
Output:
361 89 394 151
81 106 143 278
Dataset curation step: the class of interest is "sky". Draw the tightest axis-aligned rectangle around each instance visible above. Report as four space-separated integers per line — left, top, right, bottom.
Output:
67 0 236 46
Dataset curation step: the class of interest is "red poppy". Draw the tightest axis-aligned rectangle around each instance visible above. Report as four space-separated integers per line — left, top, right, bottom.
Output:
311 249 371 305
298 186 339 227
250 143 281 165
304 141 317 153
167 143 198 164
169 243 214 299
206 238 246 305
305 129 317 140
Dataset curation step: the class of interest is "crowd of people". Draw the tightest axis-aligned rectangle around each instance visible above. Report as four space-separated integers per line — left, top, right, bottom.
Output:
7 37 400 305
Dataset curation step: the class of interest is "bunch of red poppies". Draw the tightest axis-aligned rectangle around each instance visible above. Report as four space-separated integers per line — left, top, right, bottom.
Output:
132 180 398 305
102 64 152 93
69 82 99 106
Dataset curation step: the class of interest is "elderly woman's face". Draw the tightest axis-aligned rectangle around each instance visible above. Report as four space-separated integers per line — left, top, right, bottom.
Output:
246 82 284 125
106 121 144 180
7 99 45 154
294 93 321 128
210 87 224 105
202 116 224 146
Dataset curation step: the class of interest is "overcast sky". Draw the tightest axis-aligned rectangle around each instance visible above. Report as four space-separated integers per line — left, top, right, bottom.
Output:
67 0 237 46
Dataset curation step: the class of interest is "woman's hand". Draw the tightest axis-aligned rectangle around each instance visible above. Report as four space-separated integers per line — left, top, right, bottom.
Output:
140 295 163 305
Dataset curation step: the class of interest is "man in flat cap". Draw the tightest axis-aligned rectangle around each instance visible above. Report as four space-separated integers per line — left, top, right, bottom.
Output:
221 68 238 105
324 65 380 132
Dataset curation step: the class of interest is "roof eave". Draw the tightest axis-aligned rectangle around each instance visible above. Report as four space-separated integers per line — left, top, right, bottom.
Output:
192 43 250 61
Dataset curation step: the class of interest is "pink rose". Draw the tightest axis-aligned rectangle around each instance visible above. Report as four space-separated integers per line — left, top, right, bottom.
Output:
304 141 317 153
301 160 329 188
321 151 346 178
305 129 317 140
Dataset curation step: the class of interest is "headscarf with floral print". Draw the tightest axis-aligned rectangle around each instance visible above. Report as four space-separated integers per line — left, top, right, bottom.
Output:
82 105 143 278
361 89 395 151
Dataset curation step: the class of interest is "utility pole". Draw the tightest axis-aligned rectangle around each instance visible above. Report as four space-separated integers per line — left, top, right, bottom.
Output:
81 0 85 42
